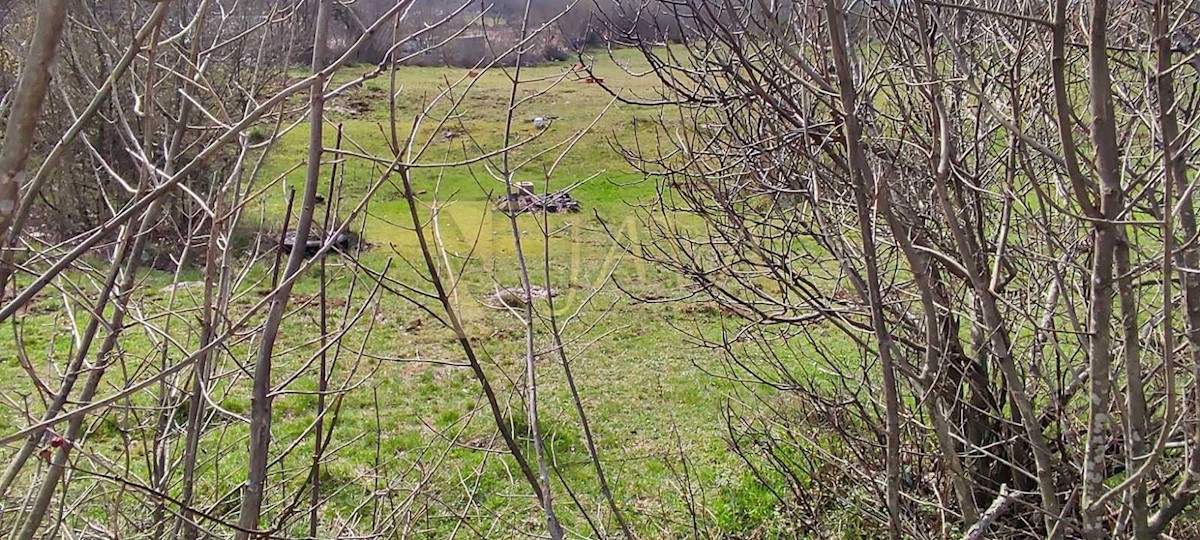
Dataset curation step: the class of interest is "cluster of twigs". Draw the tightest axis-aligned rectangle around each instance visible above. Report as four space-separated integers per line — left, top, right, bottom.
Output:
0 1 636 539
604 0 1200 537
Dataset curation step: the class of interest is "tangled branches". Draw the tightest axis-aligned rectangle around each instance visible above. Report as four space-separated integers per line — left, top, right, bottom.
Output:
609 0 1200 537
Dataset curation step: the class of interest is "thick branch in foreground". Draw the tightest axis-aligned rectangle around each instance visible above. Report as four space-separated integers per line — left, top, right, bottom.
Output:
823 2 903 538
236 0 332 536
0 0 69 260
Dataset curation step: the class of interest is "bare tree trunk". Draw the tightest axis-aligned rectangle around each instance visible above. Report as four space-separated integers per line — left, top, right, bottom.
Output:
235 0 330 536
0 1 170 295
0 0 69 287
1050 0 1098 219
925 10 1065 534
1114 229 1149 538
824 3 902 538
1081 0 1123 535
1148 0 1200 530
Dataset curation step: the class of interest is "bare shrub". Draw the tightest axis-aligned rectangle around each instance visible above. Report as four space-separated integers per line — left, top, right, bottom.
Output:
0 1 629 539
609 0 1200 537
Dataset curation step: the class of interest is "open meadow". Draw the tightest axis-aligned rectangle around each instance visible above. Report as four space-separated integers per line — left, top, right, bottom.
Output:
0 49 802 537
6 0 1200 537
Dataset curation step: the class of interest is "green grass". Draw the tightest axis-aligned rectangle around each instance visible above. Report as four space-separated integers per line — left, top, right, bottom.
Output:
0 49 807 537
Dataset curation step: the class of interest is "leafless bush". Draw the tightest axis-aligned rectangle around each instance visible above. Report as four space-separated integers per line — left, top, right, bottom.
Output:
609 0 1200 537
0 1 630 539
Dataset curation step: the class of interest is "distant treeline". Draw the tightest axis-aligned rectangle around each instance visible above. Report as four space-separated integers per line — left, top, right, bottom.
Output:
316 0 688 66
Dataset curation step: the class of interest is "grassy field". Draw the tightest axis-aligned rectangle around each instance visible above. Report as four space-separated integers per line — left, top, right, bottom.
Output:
0 50 793 537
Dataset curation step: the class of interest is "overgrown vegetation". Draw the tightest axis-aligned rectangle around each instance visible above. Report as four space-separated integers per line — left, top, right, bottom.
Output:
4 0 1200 539
0 4 788 536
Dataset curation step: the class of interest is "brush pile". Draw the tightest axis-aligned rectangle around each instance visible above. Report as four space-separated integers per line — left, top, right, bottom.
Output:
495 188 580 215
